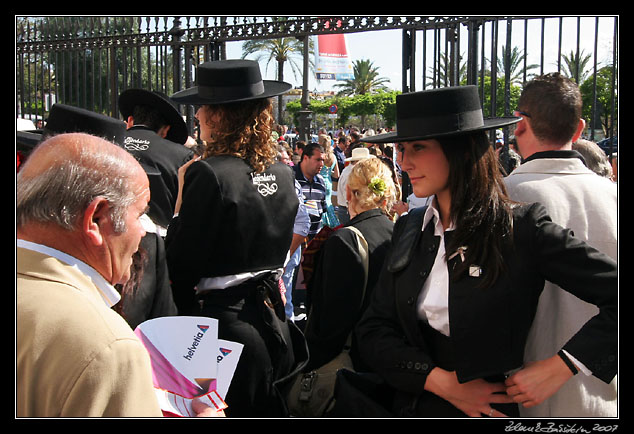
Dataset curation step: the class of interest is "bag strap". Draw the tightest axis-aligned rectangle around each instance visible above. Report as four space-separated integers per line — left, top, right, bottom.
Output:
344 226 369 296
340 225 369 352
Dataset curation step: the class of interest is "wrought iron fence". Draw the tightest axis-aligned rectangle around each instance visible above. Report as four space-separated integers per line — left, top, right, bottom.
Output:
16 16 617 148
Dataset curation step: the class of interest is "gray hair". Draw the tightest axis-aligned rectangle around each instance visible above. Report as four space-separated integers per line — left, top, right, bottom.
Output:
16 139 137 233
572 139 613 179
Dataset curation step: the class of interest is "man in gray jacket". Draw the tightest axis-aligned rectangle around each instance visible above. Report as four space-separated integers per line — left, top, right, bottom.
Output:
505 73 617 417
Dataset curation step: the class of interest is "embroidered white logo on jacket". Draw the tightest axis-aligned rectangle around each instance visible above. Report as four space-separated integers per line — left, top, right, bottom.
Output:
123 136 150 151
250 172 278 197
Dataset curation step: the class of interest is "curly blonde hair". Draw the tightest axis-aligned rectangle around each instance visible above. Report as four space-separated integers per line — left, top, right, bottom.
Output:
200 99 277 173
347 157 397 215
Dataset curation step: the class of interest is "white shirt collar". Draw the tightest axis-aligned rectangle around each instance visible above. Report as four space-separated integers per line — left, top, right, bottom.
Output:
17 239 121 308
422 196 455 235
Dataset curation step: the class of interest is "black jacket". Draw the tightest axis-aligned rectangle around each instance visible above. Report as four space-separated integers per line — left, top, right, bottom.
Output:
124 125 193 228
356 202 617 397
304 208 394 370
165 155 299 313
164 155 304 417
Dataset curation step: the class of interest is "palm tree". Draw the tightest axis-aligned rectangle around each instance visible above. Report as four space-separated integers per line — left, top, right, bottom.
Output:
241 37 311 122
426 52 467 87
496 45 539 85
333 59 390 96
561 49 593 84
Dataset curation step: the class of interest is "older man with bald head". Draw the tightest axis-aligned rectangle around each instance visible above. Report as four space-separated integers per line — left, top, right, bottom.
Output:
17 133 151 285
16 133 163 417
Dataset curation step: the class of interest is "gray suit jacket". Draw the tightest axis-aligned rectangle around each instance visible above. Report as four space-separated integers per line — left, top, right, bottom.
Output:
505 154 618 417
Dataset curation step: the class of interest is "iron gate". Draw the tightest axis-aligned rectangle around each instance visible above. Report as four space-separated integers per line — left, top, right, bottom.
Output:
16 16 617 147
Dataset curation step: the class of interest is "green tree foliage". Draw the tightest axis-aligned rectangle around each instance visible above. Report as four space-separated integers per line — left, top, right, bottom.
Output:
579 65 617 135
241 37 310 84
496 45 539 85
286 90 400 129
241 33 314 121
426 52 467 87
561 49 593 84
18 16 172 116
479 74 523 118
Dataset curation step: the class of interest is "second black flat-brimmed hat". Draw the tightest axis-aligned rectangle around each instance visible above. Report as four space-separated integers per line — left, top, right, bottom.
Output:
363 85 520 144
119 89 188 145
170 59 293 105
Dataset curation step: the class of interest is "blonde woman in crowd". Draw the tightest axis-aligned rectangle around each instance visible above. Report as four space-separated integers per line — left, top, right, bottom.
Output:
303 157 397 371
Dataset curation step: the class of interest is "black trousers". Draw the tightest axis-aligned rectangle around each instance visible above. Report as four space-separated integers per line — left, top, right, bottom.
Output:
199 276 298 417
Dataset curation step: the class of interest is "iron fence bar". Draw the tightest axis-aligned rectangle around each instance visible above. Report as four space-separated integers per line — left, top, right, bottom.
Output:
504 19 512 116
17 53 24 119
608 16 617 160
556 17 562 73
487 20 496 140
540 18 545 76
421 29 427 89
479 20 486 103
591 17 599 142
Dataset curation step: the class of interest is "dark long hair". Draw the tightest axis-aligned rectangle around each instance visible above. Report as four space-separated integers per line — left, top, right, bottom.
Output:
439 131 515 288
113 246 148 319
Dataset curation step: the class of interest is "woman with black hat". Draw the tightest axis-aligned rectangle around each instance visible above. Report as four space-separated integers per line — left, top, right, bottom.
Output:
165 59 308 417
355 86 617 417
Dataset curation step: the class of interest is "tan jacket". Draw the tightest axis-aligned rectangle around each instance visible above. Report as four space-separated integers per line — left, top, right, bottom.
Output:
17 247 162 417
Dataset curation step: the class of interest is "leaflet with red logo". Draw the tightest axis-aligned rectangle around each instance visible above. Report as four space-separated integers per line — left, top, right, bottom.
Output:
215 339 243 400
134 316 242 416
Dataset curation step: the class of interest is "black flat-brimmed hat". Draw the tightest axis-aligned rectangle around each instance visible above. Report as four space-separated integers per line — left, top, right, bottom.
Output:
118 89 188 145
16 103 159 175
170 59 293 105
18 103 128 145
363 85 520 144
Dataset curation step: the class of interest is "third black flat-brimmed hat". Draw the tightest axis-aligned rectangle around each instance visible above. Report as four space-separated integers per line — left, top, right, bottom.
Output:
170 59 293 105
118 88 188 145
42 103 129 145
363 85 520 143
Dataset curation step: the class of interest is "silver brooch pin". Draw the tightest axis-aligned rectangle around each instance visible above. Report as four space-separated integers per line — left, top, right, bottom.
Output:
469 265 482 277
448 246 468 262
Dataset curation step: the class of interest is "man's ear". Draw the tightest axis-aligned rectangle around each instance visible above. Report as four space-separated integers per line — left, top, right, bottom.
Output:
571 118 586 144
157 124 171 139
83 197 109 246
513 117 527 137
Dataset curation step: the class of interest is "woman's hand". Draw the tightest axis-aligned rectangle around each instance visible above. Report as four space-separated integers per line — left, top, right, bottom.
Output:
191 398 226 417
505 355 575 408
425 368 514 417
392 200 409 216
174 156 201 215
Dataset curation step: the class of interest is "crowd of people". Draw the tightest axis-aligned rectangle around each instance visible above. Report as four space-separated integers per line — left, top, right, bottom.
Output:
16 60 617 420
